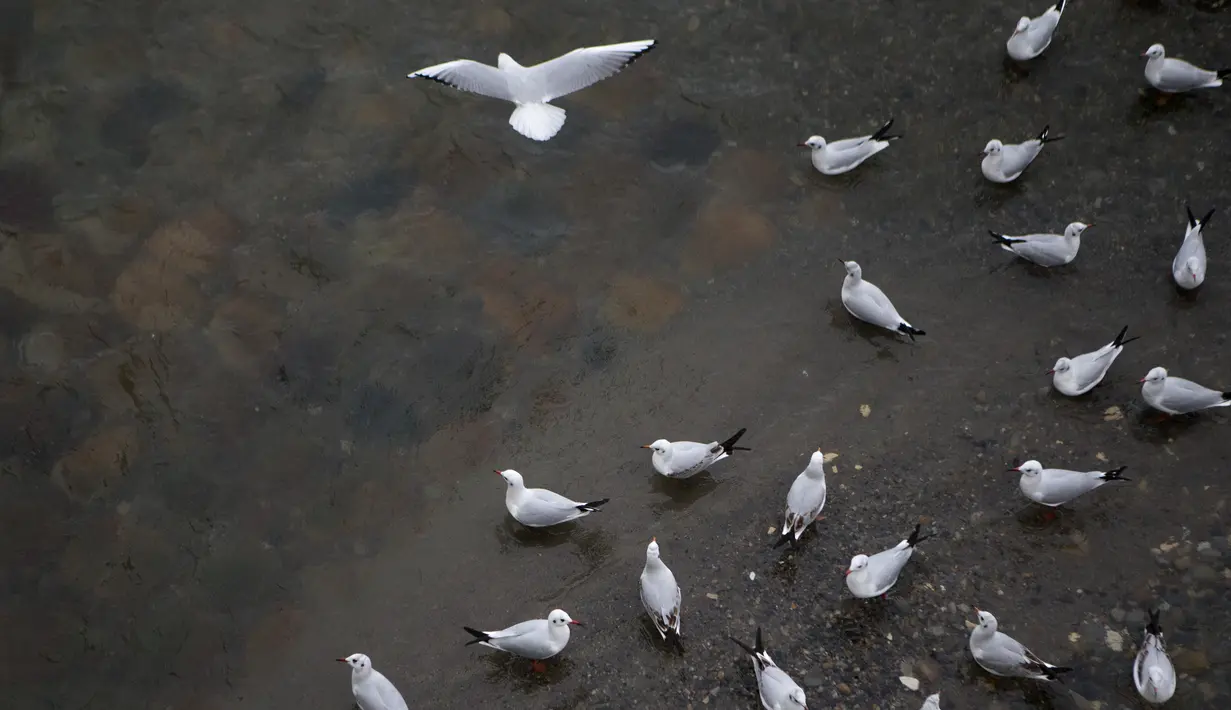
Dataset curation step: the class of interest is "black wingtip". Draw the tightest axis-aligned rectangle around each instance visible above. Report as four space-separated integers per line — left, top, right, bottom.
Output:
1045 665 1075 680
989 230 1010 244
720 428 748 454
579 498 609 512
1222 391 1231 401
1102 466 1129 482
898 323 926 341
1055 0 1066 13
729 634 756 656
754 627 765 655
1218 69 1231 80
870 118 898 142
1038 124 1064 144
772 531 794 549
1147 608 1163 636
1186 204 1197 228
463 626 489 645
1200 207 1215 228
907 522 933 547
1112 325 1140 348
619 40 659 71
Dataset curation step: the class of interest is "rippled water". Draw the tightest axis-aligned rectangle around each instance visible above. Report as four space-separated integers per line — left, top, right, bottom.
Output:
3 0 1230 708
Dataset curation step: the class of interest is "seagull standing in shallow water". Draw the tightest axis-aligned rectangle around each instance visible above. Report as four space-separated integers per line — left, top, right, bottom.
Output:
1142 43 1229 93
1133 609 1177 705
729 628 808 710
839 260 926 341
799 118 901 175
495 469 608 528
1006 0 1066 62
1140 367 1231 415
844 523 931 598
463 609 583 673
408 40 657 141
1173 205 1215 290
643 428 751 479
969 609 1073 681
980 125 1063 183
336 654 409 710
989 221 1091 267
1049 324 1138 396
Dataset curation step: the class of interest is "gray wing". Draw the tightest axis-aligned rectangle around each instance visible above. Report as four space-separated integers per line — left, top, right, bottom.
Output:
374 674 409 710
1157 58 1219 91
1161 377 1227 411
975 632 1038 676
1069 345 1119 390
1035 469 1103 504
485 619 553 656
844 281 904 330
666 440 721 475
640 567 681 635
1000 140 1042 176
527 40 656 102
1005 234 1070 266
1173 230 1206 272
865 543 911 592
409 60 514 101
517 488 586 526
785 474 827 519
759 665 804 707
827 134 875 152
354 683 393 710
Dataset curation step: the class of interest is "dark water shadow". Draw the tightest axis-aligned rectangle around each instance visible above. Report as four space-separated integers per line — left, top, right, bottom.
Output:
1170 282 1202 309
1130 405 1204 444
1129 89 1208 125
826 304 908 357
636 616 685 655
479 652 575 691
649 473 721 512
968 659 1068 707
494 517 582 552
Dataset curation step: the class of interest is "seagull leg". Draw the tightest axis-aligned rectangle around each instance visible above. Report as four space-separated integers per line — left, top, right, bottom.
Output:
815 515 826 522
530 660 547 673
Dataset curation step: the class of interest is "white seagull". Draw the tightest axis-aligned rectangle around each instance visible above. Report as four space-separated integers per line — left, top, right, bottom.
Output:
495 469 608 527
335 654 409 710
839 260 926 340
980 125 1063 183
1140 367 1231 415
1142 44 1229 94
1133 609 1177 705
990 221 1092 267
730 628 808 710
639 537 682 641
463 609 582 672
774 449 828 548
845 523 931 598
1012 460 1129 507
1172 205 1216 290
1049 325 1139 396
408 39 657 141
1006 0 1066 62
969 608 1073 681
919 694 942 710
799 118 901 175
642 428 750 479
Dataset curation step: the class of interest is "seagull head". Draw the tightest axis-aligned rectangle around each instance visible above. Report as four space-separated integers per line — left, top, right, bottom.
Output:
495 469 525 487
336 653 372 674
1065 222 1092 238
838 260 861 278
808 449 826 472
1010 460 1043 476
845 554 869 575
981 140 1003 157
974 608 997 631
646 537 661 558
788 687 808 708
1048 358 1070 376
548 609 583 627
1013 17 1031 34
798 135 826 150
642 439 671 456
1139 366 1167 384
1143 44 1165 59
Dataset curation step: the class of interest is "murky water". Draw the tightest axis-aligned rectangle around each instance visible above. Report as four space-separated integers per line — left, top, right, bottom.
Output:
3 0 1230 708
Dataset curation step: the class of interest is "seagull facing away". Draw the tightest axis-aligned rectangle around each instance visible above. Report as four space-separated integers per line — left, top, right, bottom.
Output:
839 260 926 341
642 428 751 479
845 523 931 598
1173 205 1216 290
495 469 608 528
1006 0 1066 61
1140 367 1231 415
969 609 1074 681
919 694 942 710
408 40 657 141
799 118 901 175
981 125 1063 183
1134 609 1177 705
463 609 582 672
336 654 409 710
639 537 682 642
774 449 828 548
1142 44 1229 93
1012 460 1129 507
1050 324 1139 396
990 221 1092 267
729 627 808 710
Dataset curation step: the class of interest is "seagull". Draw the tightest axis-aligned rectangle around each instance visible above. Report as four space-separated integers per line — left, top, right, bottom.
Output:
642 428 751 479
729 627 808 710
1006 0 1066 61
495 469 608 527
919 694 942 710
799 118 901 175
1173 205 1216 290
639 537 682 641
980 125 1063 183
1133 609 1177 705
839 260 926 341
1140 367 1231 415
463 609 582 672
1142 44 1229 93
774 449 828 548
969 608 1073 681
408 40 657 141
1012 460 1129 507
1049 325 1139 396
845 523 931 599
989 222 1092 267
336 654 409 710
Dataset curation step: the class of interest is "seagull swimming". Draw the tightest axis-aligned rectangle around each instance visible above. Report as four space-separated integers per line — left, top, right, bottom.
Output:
642 428 751 479
336 654 409 710
1140 367 1231 415
1012 460 1129 507
408 40 657 141
839 260 926 341
1050 324 1139 396
640 537 682 642
463 609 582 672
920 694 942 710
981 125 1063 183
969 608 1073 681
1133 609 1177 705
990 222 1092 267
1006 0 1066 61
730 627 808 710
774 449 828 548
496 469 608 527
1142 44 1229 93
845 523 931 598
799 118 901 175
1173 205 1216 290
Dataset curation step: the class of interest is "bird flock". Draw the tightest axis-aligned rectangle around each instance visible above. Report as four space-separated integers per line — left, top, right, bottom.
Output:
334 4 1231 708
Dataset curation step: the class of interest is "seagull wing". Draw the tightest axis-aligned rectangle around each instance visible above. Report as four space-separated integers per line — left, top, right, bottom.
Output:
526 40 656 103
409 59 514 101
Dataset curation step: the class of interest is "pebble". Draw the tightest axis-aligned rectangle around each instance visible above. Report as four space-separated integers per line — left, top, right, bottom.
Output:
1109 608 1125 623
1174 556 1192 571
898 676 919 691
1105 628 1124 652
837 682 852 695
916 658 941 683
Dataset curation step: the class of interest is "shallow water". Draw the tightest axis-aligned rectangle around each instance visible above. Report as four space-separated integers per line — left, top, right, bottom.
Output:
3 0 1231 708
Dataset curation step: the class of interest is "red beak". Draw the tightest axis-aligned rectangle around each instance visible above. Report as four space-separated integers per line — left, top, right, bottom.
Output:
1046 369 1055 375
569 620 584 626
1008 467 1020 472
1138 378 1147 383
335 658 348 663
844 569 851 576
797 143 809 148
494 469 503 475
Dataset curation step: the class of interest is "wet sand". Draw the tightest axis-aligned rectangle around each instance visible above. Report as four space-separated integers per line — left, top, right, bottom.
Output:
2 0 1231 708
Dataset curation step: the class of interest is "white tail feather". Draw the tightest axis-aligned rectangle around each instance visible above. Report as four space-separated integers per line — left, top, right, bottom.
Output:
509 103 567 141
